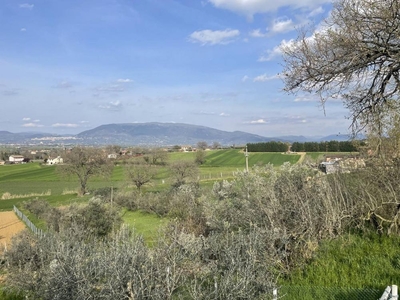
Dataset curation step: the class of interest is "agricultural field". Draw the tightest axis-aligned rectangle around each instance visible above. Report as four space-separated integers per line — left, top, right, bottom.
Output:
0 150 301 209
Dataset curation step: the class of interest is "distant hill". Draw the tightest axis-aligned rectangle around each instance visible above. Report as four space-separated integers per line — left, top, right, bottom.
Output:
0 123 364 146
77 123 275 146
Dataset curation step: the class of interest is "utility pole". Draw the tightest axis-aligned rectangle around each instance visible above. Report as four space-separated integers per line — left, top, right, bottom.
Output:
245 145 249 173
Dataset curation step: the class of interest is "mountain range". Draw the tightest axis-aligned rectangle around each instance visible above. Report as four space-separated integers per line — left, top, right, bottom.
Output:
0 123 357 146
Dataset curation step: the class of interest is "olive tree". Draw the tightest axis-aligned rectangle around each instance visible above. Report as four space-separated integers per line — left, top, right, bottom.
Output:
282 0 400 132
58 147 112 195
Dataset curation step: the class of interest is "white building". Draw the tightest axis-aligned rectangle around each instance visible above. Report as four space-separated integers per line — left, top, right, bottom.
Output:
9 155 24 163
47 156 63 165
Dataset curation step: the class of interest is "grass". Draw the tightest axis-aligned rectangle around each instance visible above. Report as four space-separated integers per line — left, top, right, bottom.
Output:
121 210 169 246
279 233 400 299
0 150 301 207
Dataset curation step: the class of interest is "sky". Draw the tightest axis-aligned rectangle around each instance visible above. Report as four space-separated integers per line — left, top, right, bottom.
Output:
0 0 350 137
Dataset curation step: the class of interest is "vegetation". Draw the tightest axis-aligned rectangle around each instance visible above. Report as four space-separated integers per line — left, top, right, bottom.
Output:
247 141 288 152
282 0 400 132
57 147 112 195
291 140 359 152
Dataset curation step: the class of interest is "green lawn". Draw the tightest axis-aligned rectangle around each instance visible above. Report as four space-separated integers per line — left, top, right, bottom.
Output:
279 233 400 299
122 210 169 245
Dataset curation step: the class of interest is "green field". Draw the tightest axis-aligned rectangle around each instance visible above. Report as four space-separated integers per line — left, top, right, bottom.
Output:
0 150 301 209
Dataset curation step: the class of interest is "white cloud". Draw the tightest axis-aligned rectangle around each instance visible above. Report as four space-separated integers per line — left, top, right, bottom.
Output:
253 74 279 82
259 39 294 61
117 78 133 83
249 29 267 38
55 81 72 89
197 111 216 115
51 123 79 128
20 28 27 32
80 120 89 124
308 6 324 17
242 75 249 82
19 3 34 9
208 0 329 18
248 119 268 124
189 29 240 45
95 84 124 93
294 95 317 102
98 100 123 111
22 117 31 121
22 123 43 128
270 18 294 34
220 112 230 116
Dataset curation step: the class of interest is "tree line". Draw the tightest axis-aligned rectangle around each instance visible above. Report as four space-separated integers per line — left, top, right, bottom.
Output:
247 140 359 153
291 140 359 152
247 141 289 152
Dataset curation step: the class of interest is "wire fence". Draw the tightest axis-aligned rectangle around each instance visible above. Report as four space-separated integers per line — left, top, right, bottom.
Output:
13 205 44 237
277 285 383 300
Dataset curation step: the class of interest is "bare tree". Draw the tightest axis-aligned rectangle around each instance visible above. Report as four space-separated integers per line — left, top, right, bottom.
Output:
197 141 208 150
58 147 112 195
148 148 168 165
125 160 156 192
212 141 221 149
282 0 400 132
169 160 199 187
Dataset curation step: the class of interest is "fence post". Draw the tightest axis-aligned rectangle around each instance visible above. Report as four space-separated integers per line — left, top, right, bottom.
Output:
273 288 278 300
391 285 398 300
380 286 391 300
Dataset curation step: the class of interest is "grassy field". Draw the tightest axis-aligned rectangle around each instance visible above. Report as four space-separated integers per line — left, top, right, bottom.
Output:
122 210 169 246
279 233 400 299
0 150 301 208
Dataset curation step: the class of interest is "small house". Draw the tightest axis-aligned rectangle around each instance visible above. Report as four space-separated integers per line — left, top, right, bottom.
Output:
47 156 63 165
107 153 118 159
9 155 24 163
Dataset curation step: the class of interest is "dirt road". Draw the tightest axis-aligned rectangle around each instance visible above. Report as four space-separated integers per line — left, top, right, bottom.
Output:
0 211 25 253
296 152 307 164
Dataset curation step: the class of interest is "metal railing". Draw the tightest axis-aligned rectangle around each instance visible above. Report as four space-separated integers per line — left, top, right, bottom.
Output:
13 205 44 237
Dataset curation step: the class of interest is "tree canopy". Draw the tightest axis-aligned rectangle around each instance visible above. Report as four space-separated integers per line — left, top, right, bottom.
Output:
58 147 112 195
282 0 400 132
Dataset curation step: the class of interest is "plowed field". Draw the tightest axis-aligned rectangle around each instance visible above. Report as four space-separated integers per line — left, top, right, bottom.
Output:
0 211 25 253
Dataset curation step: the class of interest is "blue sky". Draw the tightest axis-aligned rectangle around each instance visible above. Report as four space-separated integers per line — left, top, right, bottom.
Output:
0 0 349 137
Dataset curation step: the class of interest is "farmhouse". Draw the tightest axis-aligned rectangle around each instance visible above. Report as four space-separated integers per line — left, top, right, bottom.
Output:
47 156 63 165
319 156 365 174
107 153 118 159
9 155 24 163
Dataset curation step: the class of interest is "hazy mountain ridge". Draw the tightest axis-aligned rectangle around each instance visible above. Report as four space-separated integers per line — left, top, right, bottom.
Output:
0 123 359 146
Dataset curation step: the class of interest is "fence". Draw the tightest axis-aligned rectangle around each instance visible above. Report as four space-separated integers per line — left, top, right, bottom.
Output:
276 285 384 299
13 205 44 237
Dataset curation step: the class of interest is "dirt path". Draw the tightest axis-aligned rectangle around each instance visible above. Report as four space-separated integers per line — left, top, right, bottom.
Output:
296 152 307 164
0 211 25 253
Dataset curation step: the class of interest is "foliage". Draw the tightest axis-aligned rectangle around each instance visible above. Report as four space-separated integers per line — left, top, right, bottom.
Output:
195 149 206 165
57 147 112 195
168 160 199 188
282 0 400 132
283 233 400 291
291 140 359 152
4 225 277 300
6 158 400 298
196 141 208 150
125 160 156 192
247 141 288 152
